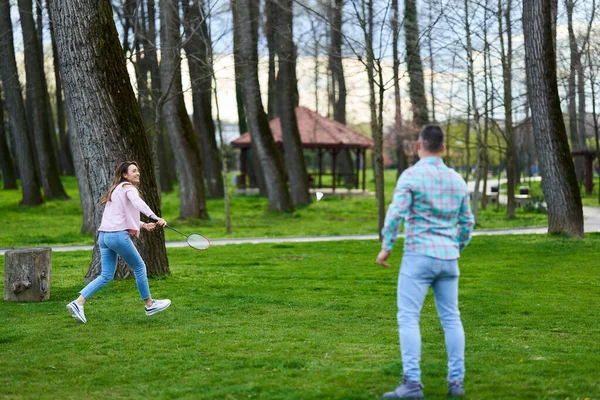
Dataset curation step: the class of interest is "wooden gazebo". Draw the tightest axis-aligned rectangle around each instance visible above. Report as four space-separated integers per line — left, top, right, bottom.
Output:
231 107 373 193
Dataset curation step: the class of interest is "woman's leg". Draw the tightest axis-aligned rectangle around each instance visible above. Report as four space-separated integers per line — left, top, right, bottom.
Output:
111 231 152 304
79 232 118 301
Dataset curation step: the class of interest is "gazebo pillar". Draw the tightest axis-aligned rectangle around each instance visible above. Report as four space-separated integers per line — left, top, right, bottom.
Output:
332 148 338 193
240 148 248 188
354 149 360 189
318 149 323 188
362 149 366 192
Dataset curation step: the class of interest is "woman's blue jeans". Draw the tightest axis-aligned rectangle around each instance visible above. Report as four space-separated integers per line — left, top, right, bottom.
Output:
397 252 465 382
80 231 151 300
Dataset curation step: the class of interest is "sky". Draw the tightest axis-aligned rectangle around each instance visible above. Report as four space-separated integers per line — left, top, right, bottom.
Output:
7 0 600 136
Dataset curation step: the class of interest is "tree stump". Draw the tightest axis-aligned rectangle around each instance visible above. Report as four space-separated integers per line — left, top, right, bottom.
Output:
4 247 52 302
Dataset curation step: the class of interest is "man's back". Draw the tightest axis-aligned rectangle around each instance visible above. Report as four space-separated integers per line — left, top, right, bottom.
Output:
381 157 474 260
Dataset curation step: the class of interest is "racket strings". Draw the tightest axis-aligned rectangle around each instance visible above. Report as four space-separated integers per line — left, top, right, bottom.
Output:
187 233 210 250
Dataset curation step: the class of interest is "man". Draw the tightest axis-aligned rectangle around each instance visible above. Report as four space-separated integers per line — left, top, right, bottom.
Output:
376 125 475 399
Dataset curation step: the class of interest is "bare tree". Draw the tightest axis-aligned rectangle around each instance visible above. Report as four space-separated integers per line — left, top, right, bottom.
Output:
465 0 483 219
49 0 170 278
274 0 311 205
18 0 69 200
405 0 429 126
0 89 17 189
0 0 43 205
182 0 225 198
497 0 516 217
159 0 209 219
566 0 584 183
391 0 407 177
232 0 294 212
523 0 584 237
47 0 74 176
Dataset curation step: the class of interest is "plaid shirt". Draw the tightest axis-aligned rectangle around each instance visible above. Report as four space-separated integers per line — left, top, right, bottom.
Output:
381 157 475 260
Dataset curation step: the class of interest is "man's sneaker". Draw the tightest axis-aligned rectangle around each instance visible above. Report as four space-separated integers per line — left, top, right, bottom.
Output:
382 377 424 399
447 380 465 397
66 301 86 324
145 299 171 316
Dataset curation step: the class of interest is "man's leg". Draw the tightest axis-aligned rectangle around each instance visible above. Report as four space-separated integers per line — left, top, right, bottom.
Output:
397 253 433 382
432 259 465 382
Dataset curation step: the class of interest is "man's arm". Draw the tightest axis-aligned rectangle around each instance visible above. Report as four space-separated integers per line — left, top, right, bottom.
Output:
381 173 413 252
457 192 475 251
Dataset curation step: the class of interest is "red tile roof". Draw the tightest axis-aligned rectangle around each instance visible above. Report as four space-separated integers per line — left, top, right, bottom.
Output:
231 106 373 149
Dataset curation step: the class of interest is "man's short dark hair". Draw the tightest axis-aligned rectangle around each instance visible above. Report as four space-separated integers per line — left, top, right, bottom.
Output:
419 125 444 153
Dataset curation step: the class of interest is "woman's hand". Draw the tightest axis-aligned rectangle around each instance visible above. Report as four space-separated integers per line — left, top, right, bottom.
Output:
151 216 167 227
142 222 156 231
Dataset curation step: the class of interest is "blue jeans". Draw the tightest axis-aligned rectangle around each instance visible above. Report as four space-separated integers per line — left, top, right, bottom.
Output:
397 252 465 382
80 231 151 300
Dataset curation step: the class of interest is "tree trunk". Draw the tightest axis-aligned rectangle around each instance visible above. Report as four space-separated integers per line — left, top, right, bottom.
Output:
327 0 354 187
0 90 18 189
66 104 95 235
18 0 69 201
427 0 435 123
49 0 171 279
0 0 43 205
566 0 583 183
266 0 278 120
182 0 224 198
481 0 490 210
232 0 293 212
465 0 483 220
159 0 209 219
4 247 51 302
523 0 584 237
498 0 516 217
47 0 74 176
392 0 406 177
213 71 232 234
360 0 385 239
274 0 310 206
146 0 174 193
404 0 429 126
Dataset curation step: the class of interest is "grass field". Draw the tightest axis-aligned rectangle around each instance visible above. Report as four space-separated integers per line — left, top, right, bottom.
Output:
1 235 598 399
1 174 548 248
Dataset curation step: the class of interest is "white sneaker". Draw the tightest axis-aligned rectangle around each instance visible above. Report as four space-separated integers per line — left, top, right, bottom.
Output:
145 299 171 316
66 301 87 323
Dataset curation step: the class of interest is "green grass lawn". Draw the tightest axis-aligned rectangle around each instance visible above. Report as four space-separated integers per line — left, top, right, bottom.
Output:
1 174 548 248
1 235 598 399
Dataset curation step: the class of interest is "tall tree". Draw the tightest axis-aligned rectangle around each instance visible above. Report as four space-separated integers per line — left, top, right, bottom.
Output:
392 0 407 177
465 0 483 219
47 0 74 176
159 0 209 219
266 0 278 120
182 0 225 198
145 0 175 193
328 0 354 187
481 0 491 209
66 104 95 234
523 0 584 237
404 0 429 126
0 0 43 205
0 89 17 189
566 0 584 182
274 0 311 205
18 0 69 200
497 0 516 217
232 0 293 212
49 0 171 279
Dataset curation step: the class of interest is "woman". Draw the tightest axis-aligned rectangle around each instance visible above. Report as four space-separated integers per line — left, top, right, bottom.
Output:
67 161 171 324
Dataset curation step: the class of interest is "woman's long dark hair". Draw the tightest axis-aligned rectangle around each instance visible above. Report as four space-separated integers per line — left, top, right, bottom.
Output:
99 161 142 205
